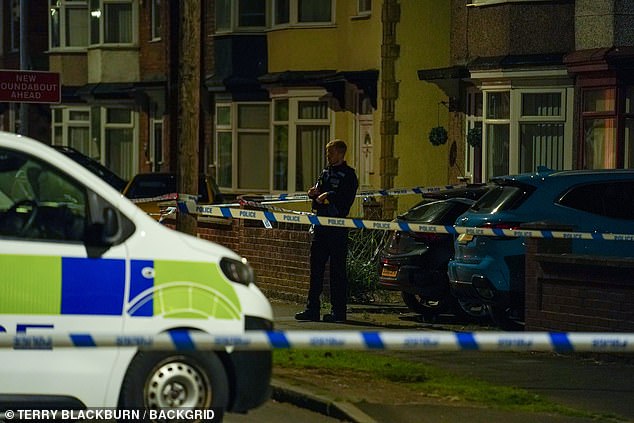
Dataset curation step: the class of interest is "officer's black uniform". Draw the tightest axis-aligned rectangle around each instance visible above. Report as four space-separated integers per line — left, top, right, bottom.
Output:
305 161 358 321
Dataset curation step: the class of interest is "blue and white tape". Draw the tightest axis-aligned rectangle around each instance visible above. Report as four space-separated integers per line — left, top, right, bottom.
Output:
192 205 634 241
239 183 465 203
3 331 633 353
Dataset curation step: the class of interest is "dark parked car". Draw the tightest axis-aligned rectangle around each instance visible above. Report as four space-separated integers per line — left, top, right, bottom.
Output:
53 146 127 191
123 173 224 221
378 184 491 320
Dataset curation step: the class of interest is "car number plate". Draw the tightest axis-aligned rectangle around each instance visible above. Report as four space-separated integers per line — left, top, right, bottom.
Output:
381 267 398 278
457 233 474 244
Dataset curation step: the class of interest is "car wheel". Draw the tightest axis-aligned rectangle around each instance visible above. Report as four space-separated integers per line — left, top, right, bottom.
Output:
453 299 491 322
401 291 450 319
119 351 229 421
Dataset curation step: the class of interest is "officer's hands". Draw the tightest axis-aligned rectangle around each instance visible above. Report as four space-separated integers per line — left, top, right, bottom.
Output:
308 186 319 198
316 192 328 204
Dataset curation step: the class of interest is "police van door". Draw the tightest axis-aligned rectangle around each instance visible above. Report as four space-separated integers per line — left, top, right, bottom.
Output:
0 146 129 406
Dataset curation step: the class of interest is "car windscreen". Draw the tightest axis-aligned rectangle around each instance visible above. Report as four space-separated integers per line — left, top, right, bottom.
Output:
401 200 470 224
470 183 533 213
125 174 210 202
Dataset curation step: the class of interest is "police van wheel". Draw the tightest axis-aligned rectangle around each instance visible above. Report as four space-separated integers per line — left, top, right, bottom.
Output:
119 351 229 421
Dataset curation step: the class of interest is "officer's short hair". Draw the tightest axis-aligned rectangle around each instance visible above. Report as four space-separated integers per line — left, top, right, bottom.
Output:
326 139 347 154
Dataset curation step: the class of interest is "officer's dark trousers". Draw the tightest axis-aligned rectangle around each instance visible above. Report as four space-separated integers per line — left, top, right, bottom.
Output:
307 226 349 317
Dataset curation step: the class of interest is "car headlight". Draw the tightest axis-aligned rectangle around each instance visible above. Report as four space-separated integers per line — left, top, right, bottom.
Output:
220 257 255 286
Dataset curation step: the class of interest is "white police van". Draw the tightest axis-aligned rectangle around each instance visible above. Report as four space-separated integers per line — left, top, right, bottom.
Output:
0 132 273 417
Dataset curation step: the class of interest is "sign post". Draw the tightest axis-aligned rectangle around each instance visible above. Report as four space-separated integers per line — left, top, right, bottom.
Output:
0 70 61 104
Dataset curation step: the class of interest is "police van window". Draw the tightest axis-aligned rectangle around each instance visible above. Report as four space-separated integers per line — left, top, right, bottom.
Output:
0 148 87 241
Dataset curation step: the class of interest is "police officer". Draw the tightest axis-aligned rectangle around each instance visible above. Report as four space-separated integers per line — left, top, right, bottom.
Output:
295 139 359 323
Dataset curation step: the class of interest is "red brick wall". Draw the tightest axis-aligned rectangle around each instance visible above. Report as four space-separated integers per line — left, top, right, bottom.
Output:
525 237 634 332
138 0 167 81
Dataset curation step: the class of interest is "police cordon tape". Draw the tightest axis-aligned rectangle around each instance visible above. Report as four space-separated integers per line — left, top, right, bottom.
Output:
2 331 633 353
237 183 466 203
190 204 634 241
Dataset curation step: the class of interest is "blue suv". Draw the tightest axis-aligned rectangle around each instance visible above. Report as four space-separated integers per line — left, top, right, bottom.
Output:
447 168 634 327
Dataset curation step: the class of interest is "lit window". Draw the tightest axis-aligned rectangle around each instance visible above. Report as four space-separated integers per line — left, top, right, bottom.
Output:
582 88 617 169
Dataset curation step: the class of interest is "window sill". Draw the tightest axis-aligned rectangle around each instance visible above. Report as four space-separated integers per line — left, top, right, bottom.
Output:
350 14 371 21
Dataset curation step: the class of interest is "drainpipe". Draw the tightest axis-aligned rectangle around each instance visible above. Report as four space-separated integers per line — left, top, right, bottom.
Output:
380 0 400 218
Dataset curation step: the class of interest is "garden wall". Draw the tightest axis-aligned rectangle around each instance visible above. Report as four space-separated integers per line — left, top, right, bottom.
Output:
525 235 634 332
197 217 313 304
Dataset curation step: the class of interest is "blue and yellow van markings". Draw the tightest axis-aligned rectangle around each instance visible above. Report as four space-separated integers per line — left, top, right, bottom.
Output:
0 254 241 320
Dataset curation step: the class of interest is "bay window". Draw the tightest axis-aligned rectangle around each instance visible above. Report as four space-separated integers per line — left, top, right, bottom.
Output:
582 88 617 169
52 106 137 180
104 108 135 179
215 0 266 32
50 0 89 50
90 0 134 45
215 94 332 193
273 0 334 26
358 0 372 16
518 92 565 172
470 79 573 180
238 104 270 190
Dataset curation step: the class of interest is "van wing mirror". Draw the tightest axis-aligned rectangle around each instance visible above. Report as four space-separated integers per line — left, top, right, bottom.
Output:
102 207 121 245
86 191 123 247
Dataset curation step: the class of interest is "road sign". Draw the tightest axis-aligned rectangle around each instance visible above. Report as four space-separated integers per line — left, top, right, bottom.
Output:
0 70 61 103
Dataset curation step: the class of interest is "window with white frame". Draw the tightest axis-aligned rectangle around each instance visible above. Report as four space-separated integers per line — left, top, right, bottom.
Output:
215 0 266 33
90 0 134 45
49 0 89 50
216 104 233 187
483 91 510 177
215 102 271 191
10 0 19 52
215 94 332 192
518 91 566 172
478 86 572 179
272 98 332 192
52 106 137 179
150 116 163 171
294 100 330 191
52 107 95 157
104 107 135 179
273 0 334 26
358 0 371 15
464 90 483 182
151 0 161 40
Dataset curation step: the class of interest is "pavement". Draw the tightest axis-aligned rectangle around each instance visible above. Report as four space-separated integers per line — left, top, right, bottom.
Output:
268 300 634 423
